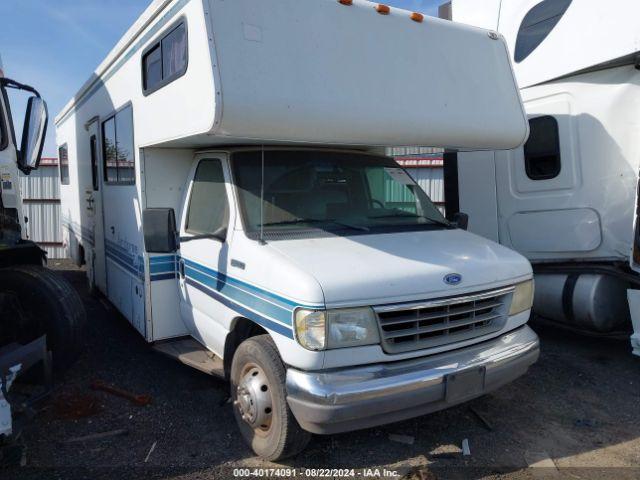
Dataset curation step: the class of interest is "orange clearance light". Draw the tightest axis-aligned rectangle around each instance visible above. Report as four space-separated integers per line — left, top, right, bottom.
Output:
410 12 424 23
338 0 353 5
376 4 391 14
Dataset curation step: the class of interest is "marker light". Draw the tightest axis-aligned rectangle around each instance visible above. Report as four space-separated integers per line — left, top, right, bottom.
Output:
376 4 391 14
410 12 424 23
338 0 353 5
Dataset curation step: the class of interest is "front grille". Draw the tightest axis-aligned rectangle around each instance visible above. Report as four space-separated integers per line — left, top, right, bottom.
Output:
374 287 514 354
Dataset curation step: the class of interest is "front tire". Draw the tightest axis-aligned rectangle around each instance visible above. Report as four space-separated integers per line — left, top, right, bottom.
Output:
230 335 311 461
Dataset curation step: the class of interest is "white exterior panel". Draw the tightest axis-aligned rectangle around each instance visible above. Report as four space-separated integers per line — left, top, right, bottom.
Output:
57 0 528 151
452 0 640 89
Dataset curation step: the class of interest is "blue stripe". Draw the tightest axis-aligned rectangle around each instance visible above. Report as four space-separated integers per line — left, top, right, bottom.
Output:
150 262 176 274
186 278 294 339
56 0 191 126
182 258 319 310
105 246 142 274
106 250 140 278
184 266 292 327
105 239 144 280
150 255 177 264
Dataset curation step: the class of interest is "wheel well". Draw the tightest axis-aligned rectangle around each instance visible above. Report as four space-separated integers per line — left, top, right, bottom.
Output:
224 317 268 377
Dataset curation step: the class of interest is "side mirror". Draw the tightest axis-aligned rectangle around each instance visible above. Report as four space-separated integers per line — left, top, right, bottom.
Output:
452 212 469 230
19 96 48 173
143 208 178 253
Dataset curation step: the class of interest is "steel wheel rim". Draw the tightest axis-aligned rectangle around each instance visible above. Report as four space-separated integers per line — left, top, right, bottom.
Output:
234 362 274 436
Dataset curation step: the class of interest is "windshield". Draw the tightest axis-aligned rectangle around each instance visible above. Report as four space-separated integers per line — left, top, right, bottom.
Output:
232 150 448 238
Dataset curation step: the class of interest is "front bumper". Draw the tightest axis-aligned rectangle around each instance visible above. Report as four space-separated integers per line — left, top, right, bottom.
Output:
286 325 539 434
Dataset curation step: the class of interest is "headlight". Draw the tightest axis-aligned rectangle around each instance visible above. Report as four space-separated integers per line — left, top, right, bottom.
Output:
327 307 380 349
509 280 534 315
294 307 380 350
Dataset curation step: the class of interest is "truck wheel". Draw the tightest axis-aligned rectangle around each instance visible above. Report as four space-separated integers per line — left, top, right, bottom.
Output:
0 265 86 373
230 334 311 460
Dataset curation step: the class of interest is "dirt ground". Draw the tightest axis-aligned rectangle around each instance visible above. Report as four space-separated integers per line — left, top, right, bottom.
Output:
3 260 640 479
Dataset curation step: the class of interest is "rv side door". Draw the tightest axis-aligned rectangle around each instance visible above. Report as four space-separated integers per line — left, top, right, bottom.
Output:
177 156 232 356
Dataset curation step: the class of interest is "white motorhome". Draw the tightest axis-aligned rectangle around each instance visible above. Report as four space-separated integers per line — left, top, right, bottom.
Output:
57 0 539 459
442 0 640 355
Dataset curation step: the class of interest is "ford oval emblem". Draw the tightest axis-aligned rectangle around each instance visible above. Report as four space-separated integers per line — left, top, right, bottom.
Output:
444 273 462 285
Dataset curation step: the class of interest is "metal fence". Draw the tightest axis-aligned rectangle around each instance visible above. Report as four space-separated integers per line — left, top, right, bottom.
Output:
387 147 445 215
19 158 64 258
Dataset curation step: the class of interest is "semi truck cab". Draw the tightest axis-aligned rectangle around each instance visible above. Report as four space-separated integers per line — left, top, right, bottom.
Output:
0 53 85 440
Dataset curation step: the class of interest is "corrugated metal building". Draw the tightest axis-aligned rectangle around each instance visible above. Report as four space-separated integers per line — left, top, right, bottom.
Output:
387 146 445 215
19 157 64 258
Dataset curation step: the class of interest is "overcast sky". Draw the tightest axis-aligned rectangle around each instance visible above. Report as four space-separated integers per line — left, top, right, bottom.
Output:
0 0 442 157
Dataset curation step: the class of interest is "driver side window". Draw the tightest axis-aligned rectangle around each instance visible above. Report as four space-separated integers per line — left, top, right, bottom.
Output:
185 159 229 235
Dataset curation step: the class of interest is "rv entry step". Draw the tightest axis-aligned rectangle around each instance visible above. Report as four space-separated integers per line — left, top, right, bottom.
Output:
153 338 224 378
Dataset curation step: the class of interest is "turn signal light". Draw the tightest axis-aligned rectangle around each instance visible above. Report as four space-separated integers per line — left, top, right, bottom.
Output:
376 4 391 14
338 0 353 5
410 12 424 23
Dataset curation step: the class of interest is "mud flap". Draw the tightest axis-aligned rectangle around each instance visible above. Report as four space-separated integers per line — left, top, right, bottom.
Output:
627 290 640 357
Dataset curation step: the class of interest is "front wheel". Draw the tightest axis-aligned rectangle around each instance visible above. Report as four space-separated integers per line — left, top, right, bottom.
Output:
230 335 311 461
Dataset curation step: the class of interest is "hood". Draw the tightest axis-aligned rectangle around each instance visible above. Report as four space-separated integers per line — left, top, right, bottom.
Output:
268 229 532 307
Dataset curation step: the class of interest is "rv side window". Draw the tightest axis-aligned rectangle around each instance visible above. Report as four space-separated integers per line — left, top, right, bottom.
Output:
514 0 572 63
524 115 561 180
102 105 135 185
142 21 188 95
58 144 69 185
186 159 229 236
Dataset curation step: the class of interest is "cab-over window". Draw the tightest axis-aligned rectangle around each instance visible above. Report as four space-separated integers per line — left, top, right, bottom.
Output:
142 21 188 95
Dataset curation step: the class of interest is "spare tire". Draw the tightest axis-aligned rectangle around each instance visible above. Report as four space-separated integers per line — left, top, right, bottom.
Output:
0 265 86 373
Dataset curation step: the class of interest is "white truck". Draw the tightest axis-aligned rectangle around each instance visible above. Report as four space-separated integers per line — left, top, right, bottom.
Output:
0 53 85 441
56 0 539 460
441 0 640 355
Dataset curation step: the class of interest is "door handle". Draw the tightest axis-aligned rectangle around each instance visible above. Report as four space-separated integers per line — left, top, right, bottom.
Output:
178 259 185 278
110 226 115 235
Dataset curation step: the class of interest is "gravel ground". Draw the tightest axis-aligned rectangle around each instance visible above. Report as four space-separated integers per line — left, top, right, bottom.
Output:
3 260 640 479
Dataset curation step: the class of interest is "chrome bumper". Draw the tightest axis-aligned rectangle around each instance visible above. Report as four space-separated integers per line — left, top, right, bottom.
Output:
286 325 539 434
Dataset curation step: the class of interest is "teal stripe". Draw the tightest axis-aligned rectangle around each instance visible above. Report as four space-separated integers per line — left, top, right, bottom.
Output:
185 266 293 327
56 0 191 126
150 255 177 264
150 262 176 274
182 258 321 310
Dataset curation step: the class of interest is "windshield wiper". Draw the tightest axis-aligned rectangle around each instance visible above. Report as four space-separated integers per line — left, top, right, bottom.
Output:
329 220 369 232
260 218 327 227
260 218 369 232
368 213 451 228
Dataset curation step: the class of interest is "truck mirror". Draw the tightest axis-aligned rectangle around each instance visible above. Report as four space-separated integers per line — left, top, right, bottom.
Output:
19 96 48 173
452 212 469 230
143 208 178 253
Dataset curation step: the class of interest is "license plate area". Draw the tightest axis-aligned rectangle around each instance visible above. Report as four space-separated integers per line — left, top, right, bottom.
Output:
445 366 486 403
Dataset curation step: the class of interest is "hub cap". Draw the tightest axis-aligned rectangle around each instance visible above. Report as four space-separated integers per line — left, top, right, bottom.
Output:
235 364 273 433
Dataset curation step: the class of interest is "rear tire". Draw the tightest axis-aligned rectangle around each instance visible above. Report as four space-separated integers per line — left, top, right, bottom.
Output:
230 335 311 461
0 265 86 373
